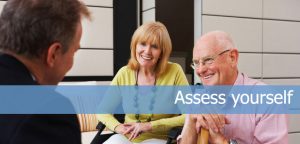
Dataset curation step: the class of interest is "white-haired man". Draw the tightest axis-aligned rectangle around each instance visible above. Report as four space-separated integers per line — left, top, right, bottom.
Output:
179 31 288 144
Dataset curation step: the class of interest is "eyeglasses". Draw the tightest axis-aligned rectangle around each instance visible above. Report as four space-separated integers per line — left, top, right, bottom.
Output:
191 49 231 69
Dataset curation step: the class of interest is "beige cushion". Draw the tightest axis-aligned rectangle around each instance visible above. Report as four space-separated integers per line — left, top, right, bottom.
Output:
82 131 98 144
77 114 98 132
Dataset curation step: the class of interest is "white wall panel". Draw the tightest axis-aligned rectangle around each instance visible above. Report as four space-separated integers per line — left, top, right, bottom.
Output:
289 132 300 144
264 0 300 21
202 16 262 52
81 7 113 49
142 0 155 11
81 0 113 7
238 53 262 77
67 50 113 76
96 81 111 85
289 115 300 132
262 79 300 85
59 81 111 85
142 9 155 24
203 0 262 18
194 0 202 42
263 20 300 53
263 54 300 77
0 1 5 13
289 114 300 143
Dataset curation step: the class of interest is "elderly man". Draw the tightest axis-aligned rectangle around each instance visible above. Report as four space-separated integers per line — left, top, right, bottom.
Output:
179 31 288 144
0 0 90 143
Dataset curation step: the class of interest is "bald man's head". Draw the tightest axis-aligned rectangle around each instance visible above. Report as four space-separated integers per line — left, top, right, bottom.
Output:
195 31 235 52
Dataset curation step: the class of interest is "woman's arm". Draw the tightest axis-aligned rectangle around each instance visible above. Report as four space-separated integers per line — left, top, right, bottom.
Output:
96 114 121 132
150 114 185 133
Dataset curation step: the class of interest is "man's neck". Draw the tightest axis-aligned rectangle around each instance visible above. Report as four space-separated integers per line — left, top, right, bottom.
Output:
230 70 239 85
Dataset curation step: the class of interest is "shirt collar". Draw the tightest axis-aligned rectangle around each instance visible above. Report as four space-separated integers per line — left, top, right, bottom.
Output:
233 72 244 85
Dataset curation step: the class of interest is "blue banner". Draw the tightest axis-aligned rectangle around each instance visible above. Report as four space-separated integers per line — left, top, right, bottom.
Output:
0 85 299 114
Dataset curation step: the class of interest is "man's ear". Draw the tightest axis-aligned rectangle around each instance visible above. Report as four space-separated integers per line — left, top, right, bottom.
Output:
46 42 62 67
229 48 239 67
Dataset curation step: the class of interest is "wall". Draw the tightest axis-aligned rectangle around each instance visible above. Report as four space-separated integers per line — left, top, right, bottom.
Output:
199 0 300 84
141 0 155 23
0 1 4 12
67 0 114 77
0 0 114 80
141 0 194 83
196 0 300 143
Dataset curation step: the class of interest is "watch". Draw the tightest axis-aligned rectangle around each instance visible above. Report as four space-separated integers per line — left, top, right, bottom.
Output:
229 139 238 144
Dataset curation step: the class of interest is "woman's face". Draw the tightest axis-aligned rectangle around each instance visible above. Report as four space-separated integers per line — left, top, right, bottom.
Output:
135 41 162 70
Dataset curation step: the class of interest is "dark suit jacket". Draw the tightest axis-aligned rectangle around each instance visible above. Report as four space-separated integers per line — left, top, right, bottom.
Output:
0 53 81 144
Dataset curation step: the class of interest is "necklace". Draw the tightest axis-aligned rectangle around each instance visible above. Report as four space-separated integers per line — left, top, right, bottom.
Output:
134 69 156 123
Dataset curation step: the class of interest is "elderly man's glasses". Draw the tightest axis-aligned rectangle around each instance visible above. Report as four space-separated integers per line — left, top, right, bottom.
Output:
191 49 231 69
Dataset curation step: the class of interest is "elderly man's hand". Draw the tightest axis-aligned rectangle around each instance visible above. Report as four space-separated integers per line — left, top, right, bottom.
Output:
191 114 230 133
209 128 229 144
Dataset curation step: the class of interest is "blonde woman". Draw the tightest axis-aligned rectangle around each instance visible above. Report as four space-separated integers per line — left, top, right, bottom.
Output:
97 21 188 144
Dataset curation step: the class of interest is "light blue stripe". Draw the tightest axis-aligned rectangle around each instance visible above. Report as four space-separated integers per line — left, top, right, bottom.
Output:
0 85 299 114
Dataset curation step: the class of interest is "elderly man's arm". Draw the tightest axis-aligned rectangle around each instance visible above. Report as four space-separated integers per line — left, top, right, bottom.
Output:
179 114 198 144
253 114 288 143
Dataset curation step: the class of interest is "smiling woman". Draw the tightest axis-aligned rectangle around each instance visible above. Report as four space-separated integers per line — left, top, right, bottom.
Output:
97 21 189 144
128 21 172 77
135 41 161 72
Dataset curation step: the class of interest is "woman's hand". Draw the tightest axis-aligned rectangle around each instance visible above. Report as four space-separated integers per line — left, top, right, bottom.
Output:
115 124 131 135
123 122 152 140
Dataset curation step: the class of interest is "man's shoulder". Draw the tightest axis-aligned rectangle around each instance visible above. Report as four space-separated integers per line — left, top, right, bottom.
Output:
0 114 81 144
241 73 266 85
0 54 36 85
0 69 36 84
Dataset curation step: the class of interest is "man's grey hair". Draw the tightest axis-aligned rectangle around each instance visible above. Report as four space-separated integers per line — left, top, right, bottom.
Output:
0 0 90 58
204 30 235 50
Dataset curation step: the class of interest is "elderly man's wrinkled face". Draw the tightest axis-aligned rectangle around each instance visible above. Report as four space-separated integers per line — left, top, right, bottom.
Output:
193 39 235 85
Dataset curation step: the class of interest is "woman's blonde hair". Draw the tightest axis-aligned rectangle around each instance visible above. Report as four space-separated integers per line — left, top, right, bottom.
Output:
127 21 172 76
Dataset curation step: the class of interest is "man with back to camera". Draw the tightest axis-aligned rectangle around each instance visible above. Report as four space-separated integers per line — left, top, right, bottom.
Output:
0 0 90 143
179 31 288 144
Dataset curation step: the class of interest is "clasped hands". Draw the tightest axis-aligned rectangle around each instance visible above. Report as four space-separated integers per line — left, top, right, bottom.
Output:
190 114 231 144
115 122 152 140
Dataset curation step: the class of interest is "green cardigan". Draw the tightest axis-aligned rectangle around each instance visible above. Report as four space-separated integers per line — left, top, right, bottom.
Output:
97 62 189 142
